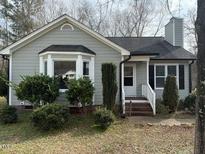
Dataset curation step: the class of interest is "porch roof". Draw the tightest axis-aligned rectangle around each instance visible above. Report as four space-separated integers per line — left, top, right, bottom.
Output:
39 45 96 55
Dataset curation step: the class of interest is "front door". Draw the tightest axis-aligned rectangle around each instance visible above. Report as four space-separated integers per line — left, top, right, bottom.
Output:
124 63 136 96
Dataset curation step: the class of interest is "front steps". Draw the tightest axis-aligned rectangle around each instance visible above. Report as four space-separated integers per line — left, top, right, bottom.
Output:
125 97 153 116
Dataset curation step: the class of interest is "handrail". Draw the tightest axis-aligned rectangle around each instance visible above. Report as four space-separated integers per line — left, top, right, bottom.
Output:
142 84 156 115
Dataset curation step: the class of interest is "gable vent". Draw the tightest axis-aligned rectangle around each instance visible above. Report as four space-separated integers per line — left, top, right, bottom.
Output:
60 23 74 31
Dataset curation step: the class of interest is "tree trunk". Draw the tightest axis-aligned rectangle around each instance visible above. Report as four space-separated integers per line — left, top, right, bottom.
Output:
194 96 205 154
195 0 205 153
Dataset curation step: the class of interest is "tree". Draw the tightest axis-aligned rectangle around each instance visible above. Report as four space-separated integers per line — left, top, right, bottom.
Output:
194 0 205 153
162 76 179 112
0 0 44 44
101 63 117 111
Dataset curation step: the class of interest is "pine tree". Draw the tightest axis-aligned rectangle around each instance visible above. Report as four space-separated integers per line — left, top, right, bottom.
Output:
0 0 44 45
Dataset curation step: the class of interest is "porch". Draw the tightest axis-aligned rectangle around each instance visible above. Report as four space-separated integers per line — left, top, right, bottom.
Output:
121 56 156 116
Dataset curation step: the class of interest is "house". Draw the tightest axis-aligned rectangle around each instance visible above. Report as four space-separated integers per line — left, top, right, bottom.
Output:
0 15 196 116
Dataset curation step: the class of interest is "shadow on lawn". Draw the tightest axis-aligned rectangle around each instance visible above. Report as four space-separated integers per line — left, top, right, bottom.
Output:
0 111 105 144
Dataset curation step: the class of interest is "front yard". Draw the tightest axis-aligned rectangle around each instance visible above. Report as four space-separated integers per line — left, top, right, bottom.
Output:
0 111 194 154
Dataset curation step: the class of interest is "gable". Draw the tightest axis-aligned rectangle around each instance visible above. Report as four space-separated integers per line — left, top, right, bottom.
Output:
0 15 129 55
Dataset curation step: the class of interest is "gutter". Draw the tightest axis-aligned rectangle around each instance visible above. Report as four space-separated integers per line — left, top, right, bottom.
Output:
119 54 131 114
0 54 10 104
189 60 195 93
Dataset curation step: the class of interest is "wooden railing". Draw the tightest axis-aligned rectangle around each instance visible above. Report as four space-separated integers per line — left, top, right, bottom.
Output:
142 84 156 115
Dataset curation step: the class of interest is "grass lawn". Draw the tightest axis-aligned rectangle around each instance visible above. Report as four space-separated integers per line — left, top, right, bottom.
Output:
0 111 194 154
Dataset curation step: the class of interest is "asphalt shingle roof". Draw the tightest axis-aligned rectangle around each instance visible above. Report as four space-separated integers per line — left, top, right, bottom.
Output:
39 45 96 55
106 37 196 60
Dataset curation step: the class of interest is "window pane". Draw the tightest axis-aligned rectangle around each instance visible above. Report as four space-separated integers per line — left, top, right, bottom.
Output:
168 65 176 76
149 65 154 89
156 66 165 76
124 77 133 86
54 61 76 89
156 77 165 88
44 61 47 75
179 65 185 89
124 67 133 76
83 62 89 76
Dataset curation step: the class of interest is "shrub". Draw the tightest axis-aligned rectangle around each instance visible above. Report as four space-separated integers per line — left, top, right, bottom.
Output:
31 103 70 130
101 63 118 111
184 91 197 114
15 75 59 107
0 105 18 124
66 77 94 107
156 99 169 114
94 108 115 129
0 70 8 97
0 97 7 109
163 76 179 112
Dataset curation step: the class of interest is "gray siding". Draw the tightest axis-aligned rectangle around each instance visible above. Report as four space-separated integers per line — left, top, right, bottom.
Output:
136 62 147 96
150 60 190 100
165 18 183 47
174 18 184 47
11 23 121 105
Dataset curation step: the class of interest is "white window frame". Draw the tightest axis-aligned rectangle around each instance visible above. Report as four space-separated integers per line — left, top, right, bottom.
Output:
53 59 77 92
124 65 134 87
154 64 179 90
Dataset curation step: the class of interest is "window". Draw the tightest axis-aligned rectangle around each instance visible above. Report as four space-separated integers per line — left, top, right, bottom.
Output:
54 61 76 89
83 61 89 76
124 66 133 86
179 65 185 89
149 65 154 89
44 61 47 75
155 65 178 89
155 65 166 88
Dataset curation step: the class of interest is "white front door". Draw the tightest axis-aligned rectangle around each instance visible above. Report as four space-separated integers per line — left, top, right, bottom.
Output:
124 63 136 96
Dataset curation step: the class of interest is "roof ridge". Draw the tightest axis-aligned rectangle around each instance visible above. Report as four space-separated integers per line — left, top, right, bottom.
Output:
106 36 164 38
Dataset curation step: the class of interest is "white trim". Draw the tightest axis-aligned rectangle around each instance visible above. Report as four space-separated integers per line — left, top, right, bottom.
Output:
154 64 179 90
39 51 95 57
0 15 130 56
129 56 150 62
47 54 53 77
76 55 83 79
39 56 44 74
60 23 74 31
9 55 12 106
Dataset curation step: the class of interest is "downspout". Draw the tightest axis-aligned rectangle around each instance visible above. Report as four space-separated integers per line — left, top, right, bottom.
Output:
0 54 9 104
189 60 195 93
119 54 131 114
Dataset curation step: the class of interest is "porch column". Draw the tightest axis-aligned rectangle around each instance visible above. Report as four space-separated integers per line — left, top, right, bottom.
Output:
76 55 83 79
47 54 54 77
89 57 95 82
121 56 124 90
39 56 44 74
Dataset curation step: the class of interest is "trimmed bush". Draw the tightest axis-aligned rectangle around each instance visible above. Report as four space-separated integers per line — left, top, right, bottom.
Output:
0 70 8 97
66 77 94 107
31 103 70 130
163 76 179 112
0 105 18 124
0 97 7 109
156 99 169 115
94 108 115 129
15 75 59 107
101 63 118 111
184 92 197 114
